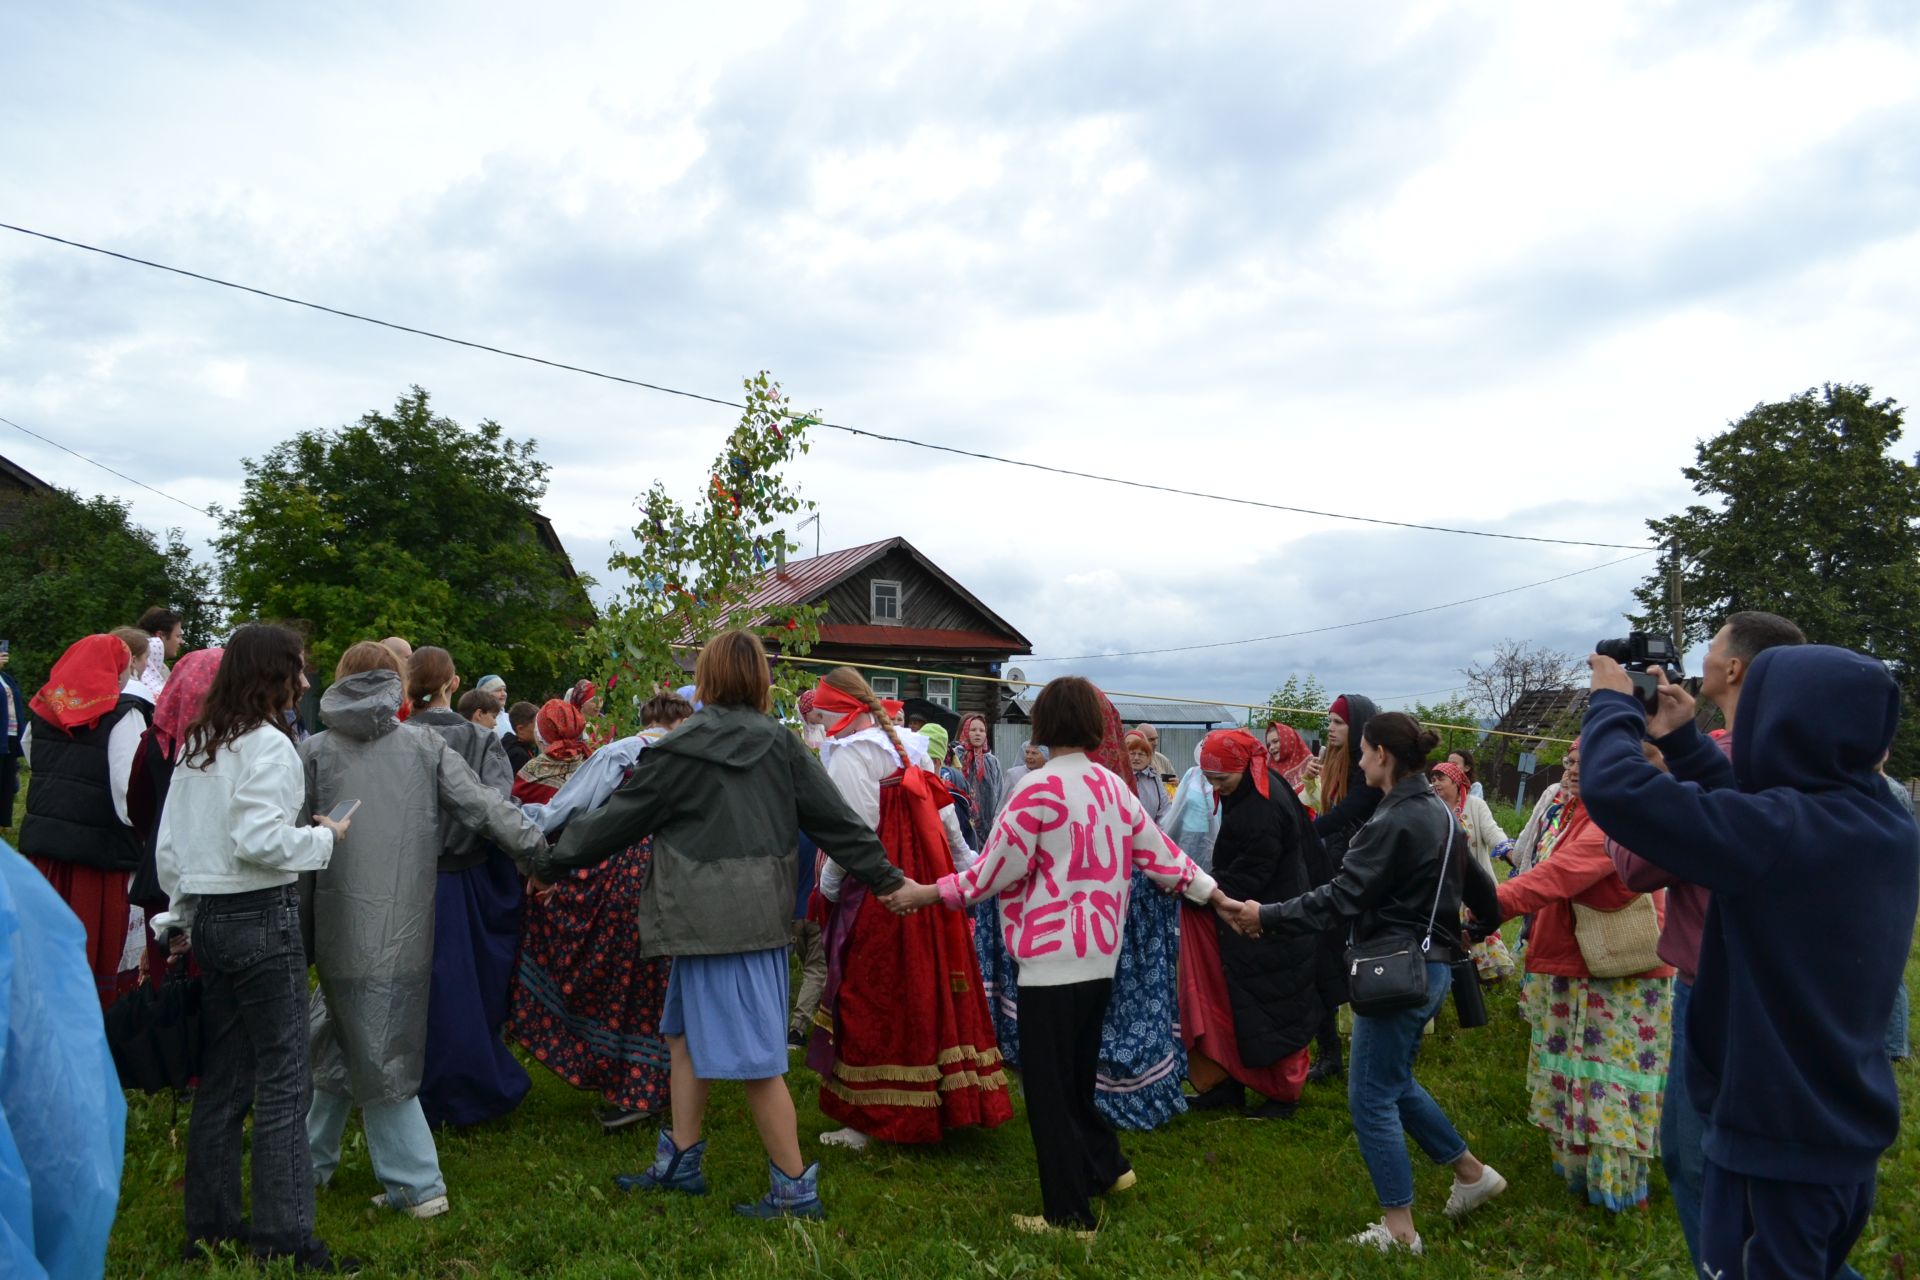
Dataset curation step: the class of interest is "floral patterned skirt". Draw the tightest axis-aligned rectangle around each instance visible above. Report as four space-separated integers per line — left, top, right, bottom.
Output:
1519 972 1672 1211
1473 932 1517 982
510 839 671 1115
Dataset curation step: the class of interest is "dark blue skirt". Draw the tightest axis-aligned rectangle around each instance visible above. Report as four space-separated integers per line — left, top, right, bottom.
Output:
419 850 530 1128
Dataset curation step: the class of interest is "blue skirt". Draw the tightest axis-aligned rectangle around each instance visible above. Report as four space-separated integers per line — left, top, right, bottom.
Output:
1095 872 1188 1131
661 946 790 1080
420 851 530 1128
975 873 1188 1131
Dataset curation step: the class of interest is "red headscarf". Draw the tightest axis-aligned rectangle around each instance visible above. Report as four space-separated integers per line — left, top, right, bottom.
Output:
1429 760 1470 819
957 712 995 789
566 679 597 709
1087 692 1139 799
796 688 818 719
1200 728 1271 799
30 634 133 732
1264 721 1312 791
810 680 869 736
153 647 224 761
537 698 591 761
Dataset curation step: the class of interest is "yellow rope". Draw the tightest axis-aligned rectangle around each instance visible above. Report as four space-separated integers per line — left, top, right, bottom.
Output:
673 643 1574 747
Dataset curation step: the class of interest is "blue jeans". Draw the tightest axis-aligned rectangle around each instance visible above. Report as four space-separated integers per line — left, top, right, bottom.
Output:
1349 960 1468 1209
1664 980 1707 1270
185 885 319 1258
307 1089 447 1206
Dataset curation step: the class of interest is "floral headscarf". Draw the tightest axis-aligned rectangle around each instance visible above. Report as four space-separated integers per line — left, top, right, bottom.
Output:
1429 760 1471 819
536 698 591 761
1087 691 1138 799
153 647 224 761
1264 721 1313 792
30 634 132 732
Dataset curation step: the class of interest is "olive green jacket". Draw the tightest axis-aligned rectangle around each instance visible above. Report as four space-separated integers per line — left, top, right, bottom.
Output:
539 704 902 958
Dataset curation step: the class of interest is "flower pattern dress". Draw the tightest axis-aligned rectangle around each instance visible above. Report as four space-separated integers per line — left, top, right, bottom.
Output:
1518 973 1671 1210
510 836 672 1115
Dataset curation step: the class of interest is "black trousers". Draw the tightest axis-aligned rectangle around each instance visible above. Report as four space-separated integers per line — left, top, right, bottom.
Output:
1017 978 1128 1228
1700 1160 1874 1280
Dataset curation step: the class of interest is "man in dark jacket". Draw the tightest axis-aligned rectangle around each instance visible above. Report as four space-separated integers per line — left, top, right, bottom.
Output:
1581 647 1917 1280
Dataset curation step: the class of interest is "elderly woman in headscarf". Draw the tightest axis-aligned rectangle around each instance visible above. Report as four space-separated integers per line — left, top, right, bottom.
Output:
1004 740 1047 791
952 712 1002 844
1489 738 1674 1213
513 699 595 804
1264 722 1315 807
1429 758 1517 983
1179 729 1326 1117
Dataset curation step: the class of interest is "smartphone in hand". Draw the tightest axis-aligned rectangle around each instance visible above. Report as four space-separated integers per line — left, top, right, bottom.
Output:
326 799 362 824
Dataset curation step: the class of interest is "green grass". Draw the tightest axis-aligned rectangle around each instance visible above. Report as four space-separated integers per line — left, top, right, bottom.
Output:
100 929 1920 1280
7 780 1911 1278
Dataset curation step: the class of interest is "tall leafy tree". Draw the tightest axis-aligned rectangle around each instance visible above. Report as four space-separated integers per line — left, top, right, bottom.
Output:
1254 673 1332 736
1633 382 1920 772
581 373 822 732
0 488 215 692
215 387 593 694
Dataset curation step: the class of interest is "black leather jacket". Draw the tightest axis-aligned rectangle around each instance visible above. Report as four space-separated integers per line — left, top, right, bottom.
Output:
1261 773 1499 962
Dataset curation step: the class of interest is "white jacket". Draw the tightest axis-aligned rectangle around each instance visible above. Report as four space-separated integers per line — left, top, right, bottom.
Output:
153 722 335 932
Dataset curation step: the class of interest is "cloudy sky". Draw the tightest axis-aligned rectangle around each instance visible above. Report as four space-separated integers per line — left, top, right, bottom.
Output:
4 1 1917 718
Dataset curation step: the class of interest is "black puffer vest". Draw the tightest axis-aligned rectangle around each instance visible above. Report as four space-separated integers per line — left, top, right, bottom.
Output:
19 695 148 871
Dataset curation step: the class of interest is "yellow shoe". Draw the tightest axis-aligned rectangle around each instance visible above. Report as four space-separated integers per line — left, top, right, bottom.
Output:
1012 1213 1096 1242
1104 1169 1137 1195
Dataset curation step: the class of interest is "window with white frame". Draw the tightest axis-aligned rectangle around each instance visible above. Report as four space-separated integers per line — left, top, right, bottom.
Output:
870 579 901 623
869 675 900 700
924 677 955 710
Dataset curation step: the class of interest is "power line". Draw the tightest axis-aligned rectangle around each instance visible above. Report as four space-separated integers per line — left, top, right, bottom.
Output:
0 221 1654 551
1023 549 1658 664
0 412 211 517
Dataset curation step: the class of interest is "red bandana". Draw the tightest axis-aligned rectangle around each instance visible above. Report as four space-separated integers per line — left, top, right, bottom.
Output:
537 698 591 761
31 634 132 733
1200 728 1270 799
811 681 870 737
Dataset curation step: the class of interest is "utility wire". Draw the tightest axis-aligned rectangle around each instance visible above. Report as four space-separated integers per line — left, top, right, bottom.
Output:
0 221 1654 551
1023 549 1658 664
0 412 212 517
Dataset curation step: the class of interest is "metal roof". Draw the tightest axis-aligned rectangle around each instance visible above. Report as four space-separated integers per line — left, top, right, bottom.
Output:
742 537 1030 649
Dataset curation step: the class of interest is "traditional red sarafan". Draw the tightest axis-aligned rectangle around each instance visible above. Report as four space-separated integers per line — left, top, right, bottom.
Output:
809 765 1013 1143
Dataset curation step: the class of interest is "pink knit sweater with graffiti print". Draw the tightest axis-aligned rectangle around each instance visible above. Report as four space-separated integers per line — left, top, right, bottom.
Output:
937 754 1218 987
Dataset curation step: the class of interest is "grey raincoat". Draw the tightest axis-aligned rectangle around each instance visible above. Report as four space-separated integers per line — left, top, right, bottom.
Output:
409 706 516 868
301 670 545 1104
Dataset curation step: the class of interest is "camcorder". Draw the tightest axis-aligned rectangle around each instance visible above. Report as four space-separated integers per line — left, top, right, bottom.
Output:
1595 631 1684 713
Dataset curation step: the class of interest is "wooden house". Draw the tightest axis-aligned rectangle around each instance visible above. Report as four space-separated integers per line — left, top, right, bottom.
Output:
745 537 1031 724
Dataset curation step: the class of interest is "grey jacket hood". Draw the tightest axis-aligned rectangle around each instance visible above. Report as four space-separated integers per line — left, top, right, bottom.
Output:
320 670 404 742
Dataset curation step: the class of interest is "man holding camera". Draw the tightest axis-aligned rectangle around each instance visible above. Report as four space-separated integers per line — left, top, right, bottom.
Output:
1606 612 1804 1270
1581 641 1916 1280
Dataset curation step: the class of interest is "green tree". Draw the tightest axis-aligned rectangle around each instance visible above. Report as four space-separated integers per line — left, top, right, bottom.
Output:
1410 695 1481 759
214 387 593 694
580 374 822 732
0 488 215 692
1634 383 1920 772
1253 673 1331 736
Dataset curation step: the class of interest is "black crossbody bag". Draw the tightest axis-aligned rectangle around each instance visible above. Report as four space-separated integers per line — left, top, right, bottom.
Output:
1344 796 1454 1017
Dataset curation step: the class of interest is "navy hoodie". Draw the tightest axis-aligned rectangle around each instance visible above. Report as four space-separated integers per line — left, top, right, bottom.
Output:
1580 645 1918 1184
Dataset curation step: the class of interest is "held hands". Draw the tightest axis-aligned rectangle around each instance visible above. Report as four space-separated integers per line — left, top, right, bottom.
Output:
883 879 942 915
1209 889 1264 938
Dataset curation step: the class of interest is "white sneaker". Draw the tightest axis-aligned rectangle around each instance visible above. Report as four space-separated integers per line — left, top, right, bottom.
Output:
1444 1164 1508 1220
819 1127 870 1150
370 1192 451 1219
1349 1221 1423 1255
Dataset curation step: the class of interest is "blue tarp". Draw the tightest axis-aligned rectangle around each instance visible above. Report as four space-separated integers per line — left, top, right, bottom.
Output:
0 844 125 1279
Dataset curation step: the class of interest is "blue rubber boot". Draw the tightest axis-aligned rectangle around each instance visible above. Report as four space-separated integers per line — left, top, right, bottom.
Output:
733 1160 825 1220
615 1130 708 1196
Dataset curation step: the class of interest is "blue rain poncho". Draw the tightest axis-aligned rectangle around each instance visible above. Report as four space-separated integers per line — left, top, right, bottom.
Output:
0 841 126 1279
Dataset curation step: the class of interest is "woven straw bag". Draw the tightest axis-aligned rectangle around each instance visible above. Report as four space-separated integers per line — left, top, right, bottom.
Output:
1570 893 1663 979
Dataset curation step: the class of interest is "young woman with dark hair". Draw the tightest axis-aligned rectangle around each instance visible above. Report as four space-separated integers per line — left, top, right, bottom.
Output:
535 631 906 1221
1233 711 1506 1254
1299 692 1382 1083
884 675 1241 1238
152 623 350 1271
